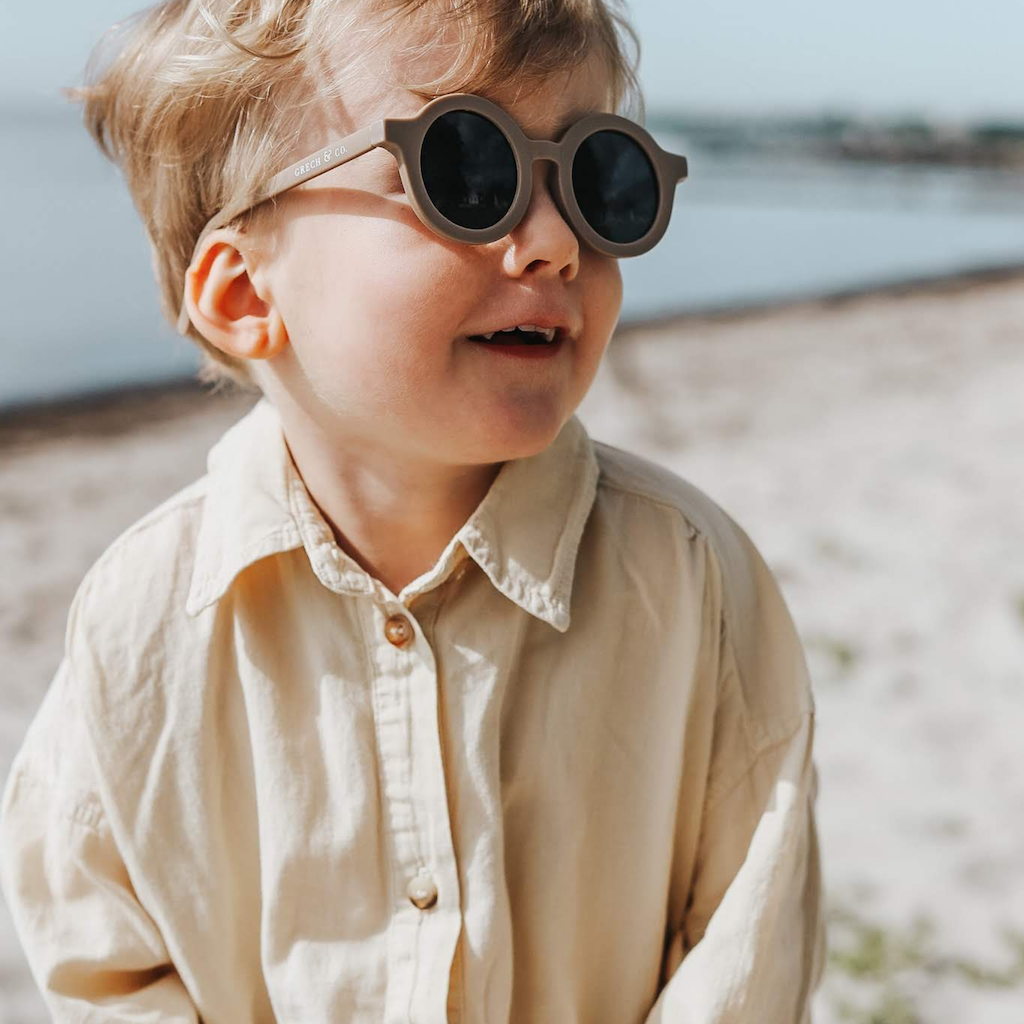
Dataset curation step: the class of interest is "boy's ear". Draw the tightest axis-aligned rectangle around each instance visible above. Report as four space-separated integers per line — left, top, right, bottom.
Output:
183 229 288 362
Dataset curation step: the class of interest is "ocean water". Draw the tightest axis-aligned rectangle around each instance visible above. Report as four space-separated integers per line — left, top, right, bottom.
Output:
3 108 1024 410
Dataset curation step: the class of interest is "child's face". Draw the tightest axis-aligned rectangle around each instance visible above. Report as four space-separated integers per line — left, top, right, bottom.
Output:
255 42 622 466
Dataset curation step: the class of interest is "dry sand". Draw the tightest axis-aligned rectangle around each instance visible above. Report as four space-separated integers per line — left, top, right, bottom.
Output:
1 271 1022 1023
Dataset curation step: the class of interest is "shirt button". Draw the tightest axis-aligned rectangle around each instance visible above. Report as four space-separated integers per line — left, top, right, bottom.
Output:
384 614 413 648
406 874 438 910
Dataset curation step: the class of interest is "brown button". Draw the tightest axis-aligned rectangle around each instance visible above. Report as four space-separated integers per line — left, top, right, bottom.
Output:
384 614 413 648
406 874 438 910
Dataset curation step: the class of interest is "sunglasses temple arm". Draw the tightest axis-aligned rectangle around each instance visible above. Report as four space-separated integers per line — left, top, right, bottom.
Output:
675 154 689 182
176 120 387 335
262 120 388 199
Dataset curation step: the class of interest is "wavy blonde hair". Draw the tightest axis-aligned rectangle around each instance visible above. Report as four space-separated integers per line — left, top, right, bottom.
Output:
66 0 644 387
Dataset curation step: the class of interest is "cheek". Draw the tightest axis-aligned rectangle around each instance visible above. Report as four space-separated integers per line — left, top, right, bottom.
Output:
359 219 467 316
582 256 623 352
596 255 624 310
346 233 480 368
282 228 468 368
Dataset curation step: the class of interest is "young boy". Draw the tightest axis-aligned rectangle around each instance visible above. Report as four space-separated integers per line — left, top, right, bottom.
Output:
0 1 824 1021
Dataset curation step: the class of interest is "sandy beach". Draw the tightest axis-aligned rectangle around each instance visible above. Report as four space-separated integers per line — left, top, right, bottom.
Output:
1 270 1022 1023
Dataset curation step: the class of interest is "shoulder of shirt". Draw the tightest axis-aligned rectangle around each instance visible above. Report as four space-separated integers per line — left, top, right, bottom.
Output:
14 477 215 817
85 472 209 572
592 437 742 552
591 437 815 724
63 474 211 648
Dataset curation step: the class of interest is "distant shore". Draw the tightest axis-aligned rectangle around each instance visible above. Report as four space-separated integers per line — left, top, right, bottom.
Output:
651 110 1024 168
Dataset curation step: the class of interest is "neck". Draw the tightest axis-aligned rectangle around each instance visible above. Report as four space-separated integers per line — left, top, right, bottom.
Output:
278 410 501 597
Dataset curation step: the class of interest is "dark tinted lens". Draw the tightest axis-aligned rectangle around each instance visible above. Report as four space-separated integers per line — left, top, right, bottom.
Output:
420 111 518 230
572 130 659 244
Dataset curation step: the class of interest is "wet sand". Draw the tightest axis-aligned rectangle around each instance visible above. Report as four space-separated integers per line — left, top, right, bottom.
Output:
2 270 1023 1022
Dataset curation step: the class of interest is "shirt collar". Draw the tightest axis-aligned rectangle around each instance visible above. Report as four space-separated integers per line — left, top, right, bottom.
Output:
186 399 599 632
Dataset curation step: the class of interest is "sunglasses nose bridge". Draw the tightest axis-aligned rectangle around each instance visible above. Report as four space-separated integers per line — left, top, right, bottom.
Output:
522 142 566 198
526 140 562 166
519 143 571 226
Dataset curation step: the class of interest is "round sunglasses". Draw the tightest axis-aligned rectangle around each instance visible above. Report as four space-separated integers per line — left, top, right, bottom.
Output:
177 92 689 335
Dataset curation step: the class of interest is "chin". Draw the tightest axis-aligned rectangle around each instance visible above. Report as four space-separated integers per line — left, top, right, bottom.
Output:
468 408 568 464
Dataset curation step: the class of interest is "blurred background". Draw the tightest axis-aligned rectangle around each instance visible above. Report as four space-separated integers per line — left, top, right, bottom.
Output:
3 0 1024 406
1 2 1022 1022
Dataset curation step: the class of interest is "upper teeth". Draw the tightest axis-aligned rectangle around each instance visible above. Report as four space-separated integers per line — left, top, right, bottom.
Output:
478 324 557 342
477 325 557 342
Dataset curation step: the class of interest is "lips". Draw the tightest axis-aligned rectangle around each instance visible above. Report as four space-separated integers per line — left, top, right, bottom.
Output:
465 308 575 344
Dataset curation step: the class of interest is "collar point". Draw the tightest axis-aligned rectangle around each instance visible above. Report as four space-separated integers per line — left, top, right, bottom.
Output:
547 604 571 633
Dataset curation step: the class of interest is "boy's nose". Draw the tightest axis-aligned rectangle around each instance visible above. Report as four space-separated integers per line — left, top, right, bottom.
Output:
502 155 580 279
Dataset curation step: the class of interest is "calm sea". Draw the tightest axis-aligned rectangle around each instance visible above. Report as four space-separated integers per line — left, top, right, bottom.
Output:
4 108 1024 410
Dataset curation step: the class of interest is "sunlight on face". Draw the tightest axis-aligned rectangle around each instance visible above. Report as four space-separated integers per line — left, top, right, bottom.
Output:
258 34 624 469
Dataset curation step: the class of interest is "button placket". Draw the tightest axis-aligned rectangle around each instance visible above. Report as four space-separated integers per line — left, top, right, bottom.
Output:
366 600 461 1024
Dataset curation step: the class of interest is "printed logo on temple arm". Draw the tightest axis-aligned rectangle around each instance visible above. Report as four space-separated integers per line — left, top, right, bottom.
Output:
294 145 349 177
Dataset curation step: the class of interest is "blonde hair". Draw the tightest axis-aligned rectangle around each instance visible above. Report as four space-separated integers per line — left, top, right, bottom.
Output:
66 0 644 387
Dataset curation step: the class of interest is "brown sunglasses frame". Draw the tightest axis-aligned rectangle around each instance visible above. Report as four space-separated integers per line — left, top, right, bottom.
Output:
178 92 689 335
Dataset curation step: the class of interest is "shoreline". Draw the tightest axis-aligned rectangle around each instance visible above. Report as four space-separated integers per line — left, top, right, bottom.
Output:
3 259 1024 435
617 259 1024 331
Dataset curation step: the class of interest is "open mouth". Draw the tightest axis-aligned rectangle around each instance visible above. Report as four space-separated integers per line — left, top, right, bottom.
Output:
468 327 562 346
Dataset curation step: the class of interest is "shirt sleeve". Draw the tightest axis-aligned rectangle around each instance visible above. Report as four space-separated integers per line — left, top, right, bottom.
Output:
643 524 826 1023
0 658 200 1023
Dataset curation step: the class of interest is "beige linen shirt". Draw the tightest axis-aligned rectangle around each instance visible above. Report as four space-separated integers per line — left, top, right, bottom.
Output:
1 399 824 1024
